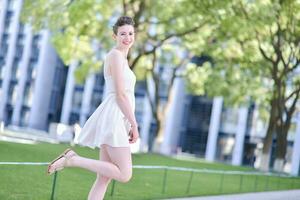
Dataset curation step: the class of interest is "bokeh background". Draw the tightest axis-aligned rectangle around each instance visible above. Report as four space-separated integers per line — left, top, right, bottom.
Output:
0 0 300 199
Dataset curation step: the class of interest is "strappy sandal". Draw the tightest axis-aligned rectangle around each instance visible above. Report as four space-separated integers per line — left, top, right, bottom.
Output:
47 148 77 175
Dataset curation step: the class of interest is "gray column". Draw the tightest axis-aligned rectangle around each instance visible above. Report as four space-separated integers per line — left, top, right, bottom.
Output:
232 107 248 166
161 77 185 155
0 0 22 121
291 113 300 176
28 30 56 130
60 61 77 124
11 25 32 125
80 74 95 126
0 0 8 43
205 97 223 162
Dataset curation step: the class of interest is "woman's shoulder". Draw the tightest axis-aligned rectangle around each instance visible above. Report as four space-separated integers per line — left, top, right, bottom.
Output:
106 48 123 61
105 49 126 71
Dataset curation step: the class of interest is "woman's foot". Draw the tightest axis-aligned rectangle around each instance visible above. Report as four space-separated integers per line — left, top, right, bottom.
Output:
47 148 78 175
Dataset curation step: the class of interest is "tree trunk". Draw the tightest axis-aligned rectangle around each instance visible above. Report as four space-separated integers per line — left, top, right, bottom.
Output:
259 99 277 171
152 114 164 152
147 117 159 152
273 125 287 172
274 89 300 172
260 126 274 171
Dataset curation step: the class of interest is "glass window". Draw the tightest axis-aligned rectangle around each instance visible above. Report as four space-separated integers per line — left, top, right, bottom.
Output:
5 104 13 125
15 44 23 59
7 81 17 105
23 84 33 107
32 34 40 48
134 96 144 124
17 33 24 44
0 57 5 67
94 73 104 90
27 60 37 81
11 58 19 80
90 91 102 112
72 87 83 109
69 112 79 124
219 107 239 134
49 91 58 111
20 106 30 126
2 33 9 41
18 23 24 34
7 0 16 11
0 43 8 58
0 65 5 79
5 10 14 21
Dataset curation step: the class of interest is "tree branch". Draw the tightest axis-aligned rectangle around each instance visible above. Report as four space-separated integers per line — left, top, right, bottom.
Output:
285 84 300 102
151 51 160 117
288 57 300 73
141 16 181 25
122 0 129 15
130 16 207 70
256 34 275 65
285 87 300 126
132 0 146 30
166 53 193 96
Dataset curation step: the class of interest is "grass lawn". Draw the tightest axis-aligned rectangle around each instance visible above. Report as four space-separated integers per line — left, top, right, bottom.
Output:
0 140 299 200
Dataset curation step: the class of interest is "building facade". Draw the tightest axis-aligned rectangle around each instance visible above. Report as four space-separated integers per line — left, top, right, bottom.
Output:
0 0 67 130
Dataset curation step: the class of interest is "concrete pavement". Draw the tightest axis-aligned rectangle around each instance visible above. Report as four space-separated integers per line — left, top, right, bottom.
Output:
166 190 300 200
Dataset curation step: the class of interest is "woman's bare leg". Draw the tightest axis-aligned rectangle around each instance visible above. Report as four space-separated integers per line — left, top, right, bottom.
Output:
66 144 132 183
88 145 112 200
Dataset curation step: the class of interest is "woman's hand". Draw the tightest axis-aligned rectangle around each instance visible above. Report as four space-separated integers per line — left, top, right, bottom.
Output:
129 126 139 144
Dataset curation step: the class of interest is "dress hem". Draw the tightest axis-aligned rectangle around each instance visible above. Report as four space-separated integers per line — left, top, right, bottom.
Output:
76 142 130 149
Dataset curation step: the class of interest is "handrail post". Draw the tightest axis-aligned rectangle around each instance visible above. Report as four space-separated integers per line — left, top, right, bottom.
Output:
185 171 194 194
219 173 224 193
162 168 168 194
239 174 243 192
50 172 58 200
110 180 116 196
264 176 269 191
277 175 280 190
254 175 258 192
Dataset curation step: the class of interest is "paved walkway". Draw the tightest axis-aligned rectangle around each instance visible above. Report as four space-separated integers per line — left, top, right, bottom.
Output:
0 128 58 144
166 190 300 200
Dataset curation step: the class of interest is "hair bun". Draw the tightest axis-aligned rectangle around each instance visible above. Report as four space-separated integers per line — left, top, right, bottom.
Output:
113 16 135 34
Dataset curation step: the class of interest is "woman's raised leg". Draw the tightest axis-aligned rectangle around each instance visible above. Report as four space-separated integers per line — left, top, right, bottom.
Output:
65 144 132 183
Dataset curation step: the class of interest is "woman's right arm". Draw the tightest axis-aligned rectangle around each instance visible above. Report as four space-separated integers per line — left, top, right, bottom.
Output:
108 50 138 130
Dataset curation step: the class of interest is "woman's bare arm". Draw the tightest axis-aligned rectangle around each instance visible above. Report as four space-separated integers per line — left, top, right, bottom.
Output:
108 49 138 128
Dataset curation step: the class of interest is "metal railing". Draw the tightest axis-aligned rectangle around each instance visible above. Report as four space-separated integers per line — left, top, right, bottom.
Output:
0 162 299 200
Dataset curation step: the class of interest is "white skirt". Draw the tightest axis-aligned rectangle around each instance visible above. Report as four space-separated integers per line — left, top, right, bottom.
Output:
75 93 133 149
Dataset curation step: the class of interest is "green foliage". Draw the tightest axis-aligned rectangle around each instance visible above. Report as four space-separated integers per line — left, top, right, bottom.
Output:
21 0 300 130
184 0 300 111
21 0 220 83
22 0 117 80
184 62 212 96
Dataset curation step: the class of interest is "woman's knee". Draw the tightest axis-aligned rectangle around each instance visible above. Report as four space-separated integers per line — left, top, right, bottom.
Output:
119 170 132 183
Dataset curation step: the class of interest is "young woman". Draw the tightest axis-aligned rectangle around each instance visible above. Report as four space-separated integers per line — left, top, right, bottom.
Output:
47 16 139 200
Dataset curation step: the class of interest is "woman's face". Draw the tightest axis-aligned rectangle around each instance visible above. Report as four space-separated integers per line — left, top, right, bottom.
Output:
114 24 135 49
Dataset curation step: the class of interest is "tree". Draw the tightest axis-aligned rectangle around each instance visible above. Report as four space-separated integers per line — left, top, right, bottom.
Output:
21 0 224 151
185 0 300 171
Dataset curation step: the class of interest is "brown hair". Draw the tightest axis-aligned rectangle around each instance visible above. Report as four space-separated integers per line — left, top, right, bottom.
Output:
113 16 135 34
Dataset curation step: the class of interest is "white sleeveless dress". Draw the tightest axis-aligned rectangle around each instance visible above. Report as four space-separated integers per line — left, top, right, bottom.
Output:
76 57 136 149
